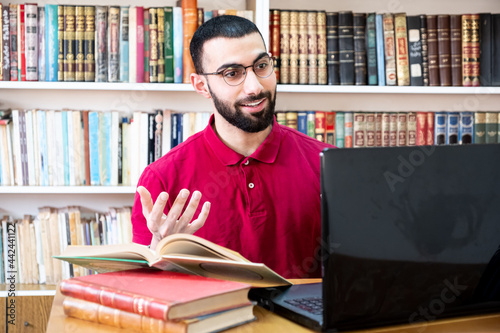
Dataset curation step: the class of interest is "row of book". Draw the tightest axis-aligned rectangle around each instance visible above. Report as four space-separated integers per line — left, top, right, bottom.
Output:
0 2 253 83
276 111 500 148
0 206 132 285
0 108 211 187
270 10 500 86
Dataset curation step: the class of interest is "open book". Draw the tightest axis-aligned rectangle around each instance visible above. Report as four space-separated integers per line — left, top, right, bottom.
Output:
54 233 291 287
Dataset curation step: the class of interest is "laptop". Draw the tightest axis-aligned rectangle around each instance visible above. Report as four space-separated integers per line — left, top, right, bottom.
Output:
249 144 500 332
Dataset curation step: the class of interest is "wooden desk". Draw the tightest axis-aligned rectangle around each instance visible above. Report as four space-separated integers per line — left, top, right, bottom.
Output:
47 279 500 333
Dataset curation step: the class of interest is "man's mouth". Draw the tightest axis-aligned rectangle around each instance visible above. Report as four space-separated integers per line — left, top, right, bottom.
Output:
240 98 265 107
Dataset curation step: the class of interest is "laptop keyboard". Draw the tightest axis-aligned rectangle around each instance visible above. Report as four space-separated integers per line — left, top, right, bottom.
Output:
285 297 323 315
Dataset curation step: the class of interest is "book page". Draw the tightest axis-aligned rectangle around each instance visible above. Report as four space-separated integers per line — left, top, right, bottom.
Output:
55 242 155 262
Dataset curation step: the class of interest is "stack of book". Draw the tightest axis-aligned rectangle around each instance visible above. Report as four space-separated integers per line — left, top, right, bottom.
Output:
59 268 257 332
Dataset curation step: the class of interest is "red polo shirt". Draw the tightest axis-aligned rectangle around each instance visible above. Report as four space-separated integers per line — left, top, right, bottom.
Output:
131 115 333 278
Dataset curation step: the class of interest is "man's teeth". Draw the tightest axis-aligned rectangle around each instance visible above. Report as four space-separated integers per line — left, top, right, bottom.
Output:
243 99 263 107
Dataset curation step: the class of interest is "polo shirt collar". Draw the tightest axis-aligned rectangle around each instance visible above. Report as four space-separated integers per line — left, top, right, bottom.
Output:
204 114 282 166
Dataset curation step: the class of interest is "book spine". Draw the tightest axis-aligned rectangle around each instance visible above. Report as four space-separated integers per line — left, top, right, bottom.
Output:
9 4 17 81
389 113 397 146
353 112 366 147
338 11 354 85
108 6 120 83
381 113 390 147
24 3 38 81
446 112 460 144
317 11 327 85
326 12 339 85
270 9 280 82
382 13 396 85
62 296 186 333
119 6 129 83
462 14 472 87
426 112 434 145
57 5 64 81
492 14 500 86
479 13 492 86
148 113 155 165
407 15 423 86
366 13 377 85
335 112 345 147
434 112 447 145
315 111 326 142
416 112 427 146
394 13 409 86
474 112 486 144
307 11 318 85
135 7 144 83
84 6 95 82
63 5 76 82
18 4 26 81
95 6 107 82
365 113 375 147
164 7 173 83
38 7 45 81
181 0 197 83
143 8 150 83
397 113 407 146
88 112 100 185
2 6 10 81
353 13 366 85
288 11 299 84
407 112 417 146
419 15 429 86
157 8 165 83
306 111 315 138
286 111 298 131
450 15 462 86
324 111 335 145
437 15 451 86
375 113 382 146
296 111 307 135
82 111 90 185
298 11 308 84
470 14 480 87
427 15 440 86
148 8 158 83
459 111 473 144
485 112 498 143
75 6 85 82
375 14 385 86
344 112 353 148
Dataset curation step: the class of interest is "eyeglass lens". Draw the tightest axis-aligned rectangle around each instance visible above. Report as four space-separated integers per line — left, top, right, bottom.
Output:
222 57 274 85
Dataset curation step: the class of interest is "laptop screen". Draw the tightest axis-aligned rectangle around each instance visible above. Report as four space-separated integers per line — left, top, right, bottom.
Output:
320 145 500 330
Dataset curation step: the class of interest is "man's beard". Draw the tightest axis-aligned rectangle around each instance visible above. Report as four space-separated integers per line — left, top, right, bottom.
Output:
208 84 276 133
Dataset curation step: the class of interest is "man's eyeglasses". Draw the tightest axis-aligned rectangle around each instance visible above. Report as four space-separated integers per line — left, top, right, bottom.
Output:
198 56 276 86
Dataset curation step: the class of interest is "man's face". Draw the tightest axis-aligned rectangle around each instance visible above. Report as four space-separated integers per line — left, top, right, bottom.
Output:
200 33 277 133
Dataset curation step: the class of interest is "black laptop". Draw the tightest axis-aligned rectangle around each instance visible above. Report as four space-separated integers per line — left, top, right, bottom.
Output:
249 144 500 332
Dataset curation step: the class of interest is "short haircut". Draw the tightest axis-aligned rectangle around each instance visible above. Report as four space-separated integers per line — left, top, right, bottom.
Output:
190 15 264 73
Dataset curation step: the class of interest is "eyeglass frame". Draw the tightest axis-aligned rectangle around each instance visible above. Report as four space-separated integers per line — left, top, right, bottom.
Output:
197 54 277 86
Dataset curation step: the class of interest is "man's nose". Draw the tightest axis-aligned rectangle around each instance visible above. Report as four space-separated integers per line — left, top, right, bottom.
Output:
242 67 264 95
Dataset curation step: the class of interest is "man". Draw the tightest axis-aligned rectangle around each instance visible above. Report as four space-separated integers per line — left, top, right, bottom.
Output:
131 15 333 278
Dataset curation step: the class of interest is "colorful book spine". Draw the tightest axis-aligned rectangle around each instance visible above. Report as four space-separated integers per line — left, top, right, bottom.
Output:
315 111 326 142
317 11 327 85
397 113 407 146
289 10 299 84
446 112 459 144
474 112 486 144
470 14 480 87
279 10 290 84
95 6 107 82
63 5 76 82
459 112 473 144
107 6 120 82
325 111 335 144
119 6 129 82
344 112 353 148
366 13 377 85
38 6 45 81
462 14 472 87
420 15 429 86
143 8 149 83
434 112 447 145
382 13 396 85
353 13 366 85
88 112 100 185
135 7 144 83
164 7 174 83
306 111 315 138
389 113 397 146
297 111 307 135
407 112 417 146
173 7 183 83
148 7 158 83
381 113 390 146
17 4 26 81
181 0 197 83
394 13 409 86
353 113 366 147
270 9 280 82
298 11 308 84
157 7 165 83
9 4 17 81
335 112 345 147
365 113 375 147
74 6 85 82
24 3 38 81
375 14 385 86
426 112 434 145
416 112 427 145
2 6 10 81
307 11 318 85
84 6 95 82
485 112 498 143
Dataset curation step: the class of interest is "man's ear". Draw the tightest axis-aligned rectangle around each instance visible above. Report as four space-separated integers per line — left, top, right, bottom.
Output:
190 73 211 99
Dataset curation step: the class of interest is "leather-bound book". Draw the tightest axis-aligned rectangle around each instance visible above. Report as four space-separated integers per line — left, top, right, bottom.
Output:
353 13 366 85
181 0 197 83
366 13 377 85
462 14 473 86
437 15 451 86
394 13 409 86
419 15 429 86
426 15 440 86
307 11 318 85
148 7 158 83
326 12 339 85
426 112 434 145
83 6 95 82
381 113 390 147
491 14 500 86
75 6 85 82
317 11 327 85
270 9 280 82
338 11 354 85
407 15 423 86
279 10 290 84
450 15 462 86
407 112 417 146
365 113 375 147
353 113 366 148
289 10 299 84
382 13 396 85
479 13 492 86
416 112 428 146
470 14 481 86
94 6 107 82
107 6 120 82
63 5 76 82
298 11 308 84
397 113 407 146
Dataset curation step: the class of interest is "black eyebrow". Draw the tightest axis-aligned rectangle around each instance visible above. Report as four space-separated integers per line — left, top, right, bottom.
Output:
216 52 269 72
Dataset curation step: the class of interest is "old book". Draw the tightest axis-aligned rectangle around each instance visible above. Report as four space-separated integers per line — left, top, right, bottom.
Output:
63 295 255 333
278 10 290 84
119 6 129 82
397 113 407 146
307 11 318 85
353 13 366 85
107 6 120 82
326 12 339 85
416 112 427 146
470 14 480 87
353 112 366 148
446 112 459 144
491 14 500 86
459 111 473 144
84 6 95 82
365 113 375 147
8 4 17 81
407 16 423 86
450 15 462 86
375 113 382 146
75 6 85 82
317 11 327 85
157 7 165 82
427 15 440 86
288 10 299 84
474 112 486 144
270 9 280 82
181 0 197 83
366 13 377 85
325 111 335 145
95 6 107 82
55 233 291 288
314 111 326 142
285 111 298 130
298 11 308 84
344 112 353 147
382 13 396 85
338 11 354 85
419 15 429 86
394 13 409 86
407 112 417 146
17 3 26 81
479 13 492 86
375 14 385 86
437 15 451 86
434 112 447 145
485 112 498 143
335 112 345 147
389 113 397 146
24 3 38 81
63 5 76 82
148 8 158 83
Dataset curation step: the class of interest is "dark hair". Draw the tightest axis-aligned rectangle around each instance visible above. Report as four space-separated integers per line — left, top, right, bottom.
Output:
190 15 264 73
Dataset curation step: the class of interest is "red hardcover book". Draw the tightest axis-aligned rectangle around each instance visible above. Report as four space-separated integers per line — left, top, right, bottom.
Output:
315 111 326 142
269 9 280 82
397 113 407 146
324 111 335 144
416 112 428 146
17 4 26 81
181 0 197 83
135 6 144 83
381 113 390 147
59 269 252 321
365 113 375 147
426 112 435 145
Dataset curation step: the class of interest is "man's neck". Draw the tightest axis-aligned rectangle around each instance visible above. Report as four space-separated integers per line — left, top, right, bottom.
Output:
211 113 272 157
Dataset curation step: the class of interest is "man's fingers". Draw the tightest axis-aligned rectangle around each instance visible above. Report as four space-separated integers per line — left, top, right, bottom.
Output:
177 190 202 228
137 186 153 217
187 201 211 234
150 192 169 225
167 189 190 223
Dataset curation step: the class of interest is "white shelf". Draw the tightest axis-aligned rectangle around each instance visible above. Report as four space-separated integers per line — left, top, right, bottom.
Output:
0 81 194 92
277 85 500 95
0 186 136 194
